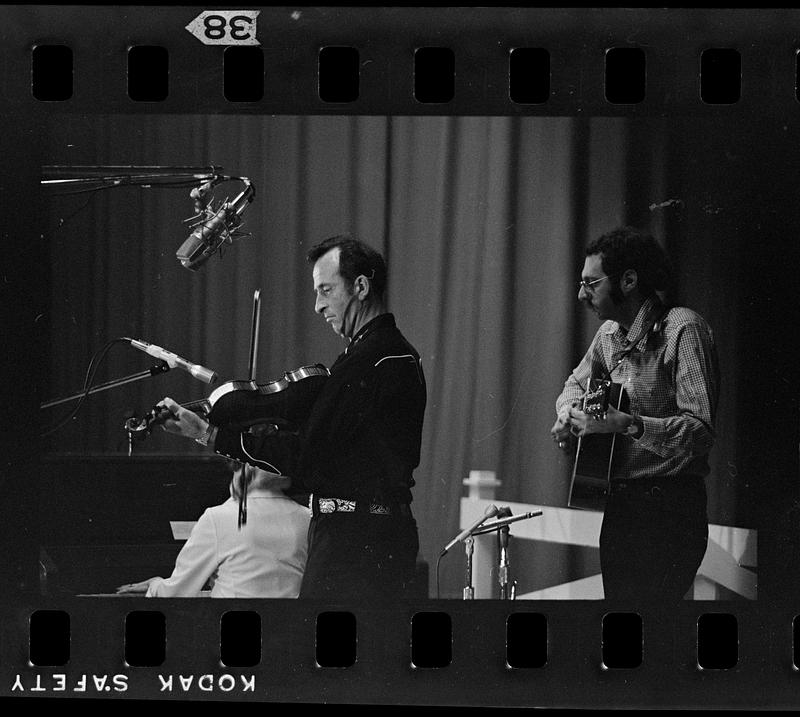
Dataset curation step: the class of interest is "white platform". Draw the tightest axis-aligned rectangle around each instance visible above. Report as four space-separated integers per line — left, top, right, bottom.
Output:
459 497 757 600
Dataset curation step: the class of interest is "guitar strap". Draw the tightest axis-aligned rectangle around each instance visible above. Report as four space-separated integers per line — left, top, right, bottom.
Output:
601 302 668 382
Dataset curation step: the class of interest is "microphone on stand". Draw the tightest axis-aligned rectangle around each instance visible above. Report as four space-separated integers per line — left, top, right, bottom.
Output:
470 511 543 536
440 504 499 556
129 339 218 384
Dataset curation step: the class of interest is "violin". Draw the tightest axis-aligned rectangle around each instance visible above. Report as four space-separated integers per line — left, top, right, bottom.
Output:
124 363 330 440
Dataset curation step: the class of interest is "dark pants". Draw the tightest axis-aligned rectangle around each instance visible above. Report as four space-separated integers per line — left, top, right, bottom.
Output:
599 475 708 603
298 510 420 602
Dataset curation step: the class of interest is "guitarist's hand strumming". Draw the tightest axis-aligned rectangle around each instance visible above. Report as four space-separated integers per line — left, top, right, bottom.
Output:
567 404 632 437
551 400 580 450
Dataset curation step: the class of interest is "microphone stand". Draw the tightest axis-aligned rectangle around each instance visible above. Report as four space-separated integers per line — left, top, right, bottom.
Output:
497 524 512 600
471 511 543 600
40 361 171 409
463 535 475 600
41 165 224 192
40 361 172 456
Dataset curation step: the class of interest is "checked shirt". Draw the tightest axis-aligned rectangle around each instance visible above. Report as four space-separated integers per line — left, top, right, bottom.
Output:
556 297 720 481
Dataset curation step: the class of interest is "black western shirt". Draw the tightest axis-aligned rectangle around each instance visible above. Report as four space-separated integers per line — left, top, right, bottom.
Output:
213 313 427 505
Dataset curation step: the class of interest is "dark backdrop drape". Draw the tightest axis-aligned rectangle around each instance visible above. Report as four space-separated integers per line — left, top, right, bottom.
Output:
39 113 796 598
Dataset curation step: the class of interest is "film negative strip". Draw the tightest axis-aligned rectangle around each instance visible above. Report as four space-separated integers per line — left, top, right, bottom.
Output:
2 5 800 708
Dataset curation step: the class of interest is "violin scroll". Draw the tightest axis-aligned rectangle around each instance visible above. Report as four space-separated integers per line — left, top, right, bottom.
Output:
124 400 211 441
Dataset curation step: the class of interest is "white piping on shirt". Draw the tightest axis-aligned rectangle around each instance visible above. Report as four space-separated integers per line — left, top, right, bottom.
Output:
374 354 415 367
239 434 282 475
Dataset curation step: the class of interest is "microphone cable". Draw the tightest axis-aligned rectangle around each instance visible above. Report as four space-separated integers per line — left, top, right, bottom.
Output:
40 337 133 437
435 551 444 600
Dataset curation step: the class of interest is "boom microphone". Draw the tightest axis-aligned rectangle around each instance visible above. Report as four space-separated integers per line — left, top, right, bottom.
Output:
129 339 218 384
176 177 255 271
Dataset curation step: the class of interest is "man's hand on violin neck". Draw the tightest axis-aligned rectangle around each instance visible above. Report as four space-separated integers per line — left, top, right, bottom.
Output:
157 397 209 440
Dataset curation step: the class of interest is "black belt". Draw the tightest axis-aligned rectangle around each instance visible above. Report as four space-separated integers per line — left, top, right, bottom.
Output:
610 480 664 497
310 495 412 517
609 474 704 497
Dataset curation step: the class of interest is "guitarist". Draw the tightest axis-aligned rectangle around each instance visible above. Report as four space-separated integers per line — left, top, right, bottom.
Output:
551 227 720 602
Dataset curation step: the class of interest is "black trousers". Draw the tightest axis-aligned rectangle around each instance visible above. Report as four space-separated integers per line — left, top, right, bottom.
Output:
298 511 420 602
599 475 708 603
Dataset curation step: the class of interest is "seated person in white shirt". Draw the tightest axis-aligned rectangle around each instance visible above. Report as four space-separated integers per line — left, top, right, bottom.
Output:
116 463 310 598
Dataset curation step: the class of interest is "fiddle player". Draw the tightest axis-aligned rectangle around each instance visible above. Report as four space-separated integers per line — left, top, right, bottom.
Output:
157 235 426 602
551 227 720 602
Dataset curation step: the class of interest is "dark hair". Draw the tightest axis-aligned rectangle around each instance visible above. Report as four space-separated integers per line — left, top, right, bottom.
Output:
586 226 672 299
306 234 388 301
230 468 289 500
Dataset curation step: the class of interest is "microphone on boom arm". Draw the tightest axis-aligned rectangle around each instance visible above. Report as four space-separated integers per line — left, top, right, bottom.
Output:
176 176 255 271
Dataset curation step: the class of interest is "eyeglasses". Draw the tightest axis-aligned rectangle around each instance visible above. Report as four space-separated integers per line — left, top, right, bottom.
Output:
578 275 614 292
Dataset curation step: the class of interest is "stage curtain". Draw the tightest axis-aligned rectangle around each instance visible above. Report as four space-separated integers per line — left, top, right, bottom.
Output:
41 113 759 597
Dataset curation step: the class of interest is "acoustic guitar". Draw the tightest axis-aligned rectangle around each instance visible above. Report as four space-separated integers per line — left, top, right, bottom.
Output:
567 378 629 512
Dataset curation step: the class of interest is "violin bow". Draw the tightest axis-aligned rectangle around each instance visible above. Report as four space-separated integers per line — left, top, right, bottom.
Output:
248 288 262 382
238 288 262 529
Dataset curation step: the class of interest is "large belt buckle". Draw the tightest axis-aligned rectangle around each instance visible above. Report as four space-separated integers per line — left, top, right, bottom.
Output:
370 503 391 515
319 498 356 513
319 498 337 514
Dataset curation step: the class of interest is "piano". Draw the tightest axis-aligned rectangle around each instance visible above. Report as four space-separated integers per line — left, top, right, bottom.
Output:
39 453 232 596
